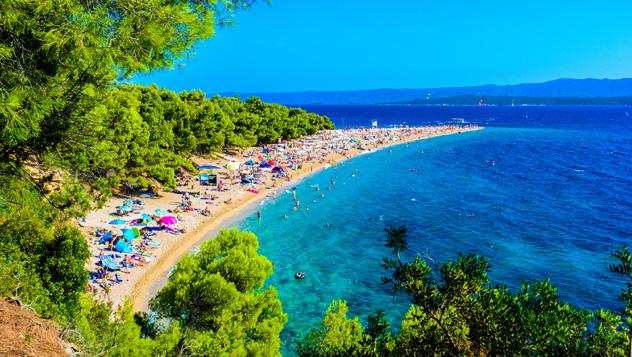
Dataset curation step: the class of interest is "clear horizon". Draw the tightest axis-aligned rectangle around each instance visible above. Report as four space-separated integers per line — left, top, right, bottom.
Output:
134 0 632 94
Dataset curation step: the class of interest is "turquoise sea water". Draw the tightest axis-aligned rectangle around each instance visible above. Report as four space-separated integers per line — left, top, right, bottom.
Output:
234 107 631 355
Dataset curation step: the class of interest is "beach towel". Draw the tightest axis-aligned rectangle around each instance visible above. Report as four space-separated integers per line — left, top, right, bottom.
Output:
100 255 120 271
144 226 164 231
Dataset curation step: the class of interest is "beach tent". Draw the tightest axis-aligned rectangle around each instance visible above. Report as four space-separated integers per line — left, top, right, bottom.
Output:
197 164 221 170
199 173 210 186
109 219 126 225
122 228 139 241
114 240 132 253
98 232 113 245
160 216 177 225
227 162 240 170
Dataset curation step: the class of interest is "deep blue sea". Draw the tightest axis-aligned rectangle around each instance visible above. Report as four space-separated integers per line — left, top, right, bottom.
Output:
234 105 632 355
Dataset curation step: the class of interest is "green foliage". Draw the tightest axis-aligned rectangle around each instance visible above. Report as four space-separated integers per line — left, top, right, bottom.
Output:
302 228 631 356
383 225 408 258
0 0 259 154
0 172 90 320
150 229 287 356
298 300 365 357
609 245 632 356
70 297 158 357
58 85 333 191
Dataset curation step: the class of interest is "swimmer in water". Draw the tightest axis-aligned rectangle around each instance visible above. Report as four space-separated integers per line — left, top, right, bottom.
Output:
320 192 324 198
283 213 289 219
257 211 261 221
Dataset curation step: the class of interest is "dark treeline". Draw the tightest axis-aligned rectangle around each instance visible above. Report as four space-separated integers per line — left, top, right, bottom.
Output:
62 85 333 194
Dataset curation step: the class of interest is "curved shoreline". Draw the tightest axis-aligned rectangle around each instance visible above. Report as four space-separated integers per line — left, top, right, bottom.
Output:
127 126 483 311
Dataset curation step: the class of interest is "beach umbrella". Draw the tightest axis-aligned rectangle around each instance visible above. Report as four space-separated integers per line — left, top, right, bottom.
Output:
117 205 132 211
141 213 153 222
160 216 177 225
122 228 137 241
123 199 134 206
155 208 166 217
197 164 221 170
245 159 256 166
109 219 126 225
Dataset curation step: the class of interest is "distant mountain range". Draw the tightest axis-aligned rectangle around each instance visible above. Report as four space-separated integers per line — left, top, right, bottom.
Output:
222 78 632 105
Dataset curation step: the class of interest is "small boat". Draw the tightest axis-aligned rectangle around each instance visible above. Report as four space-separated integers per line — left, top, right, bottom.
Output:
294 272 306 280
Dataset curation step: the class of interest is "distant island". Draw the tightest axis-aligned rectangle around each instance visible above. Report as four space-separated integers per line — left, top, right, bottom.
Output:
222 78 632 105
392 95 632 106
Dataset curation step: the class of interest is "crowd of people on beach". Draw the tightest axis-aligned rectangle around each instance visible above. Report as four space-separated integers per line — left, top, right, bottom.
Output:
84 125 478 300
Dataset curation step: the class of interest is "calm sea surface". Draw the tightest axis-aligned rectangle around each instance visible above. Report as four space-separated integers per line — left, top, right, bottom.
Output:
233 105 632 355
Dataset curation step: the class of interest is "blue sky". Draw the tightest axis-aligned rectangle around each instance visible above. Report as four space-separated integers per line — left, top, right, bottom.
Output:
135 0 632 93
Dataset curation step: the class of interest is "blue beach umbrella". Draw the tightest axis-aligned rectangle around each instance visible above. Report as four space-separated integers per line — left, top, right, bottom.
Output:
109 219 125 225
141 213 153 222
123 199 134 206
121 228 138 241
197 165 221 170
117 205 132 211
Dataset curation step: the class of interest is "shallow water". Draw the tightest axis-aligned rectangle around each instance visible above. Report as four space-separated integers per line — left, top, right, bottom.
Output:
232 106 632 355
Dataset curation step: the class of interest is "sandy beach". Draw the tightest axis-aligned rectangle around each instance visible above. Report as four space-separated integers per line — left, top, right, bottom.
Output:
79 125 482 311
